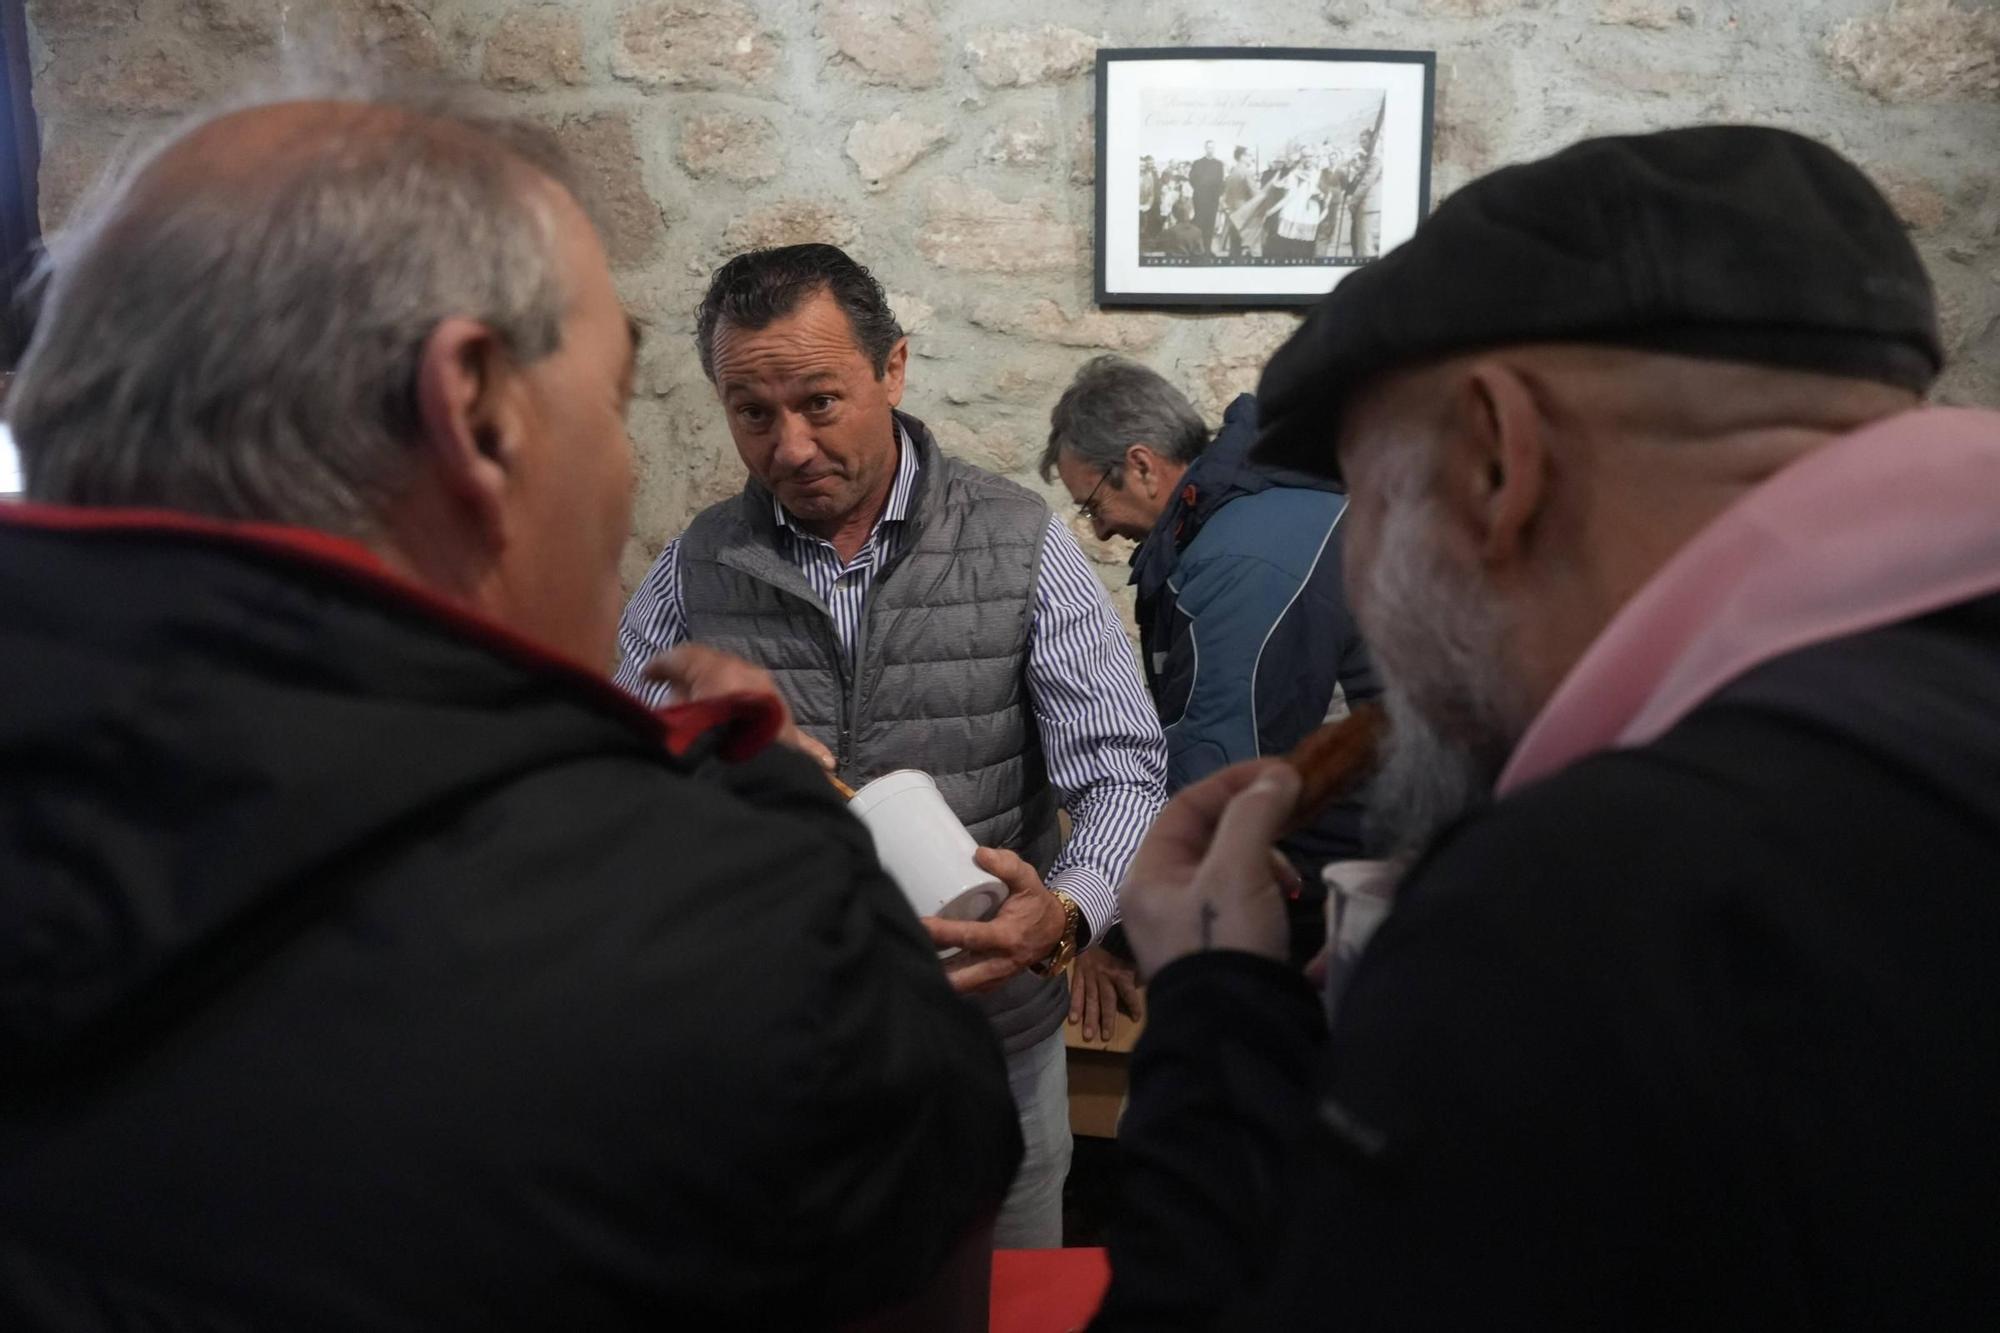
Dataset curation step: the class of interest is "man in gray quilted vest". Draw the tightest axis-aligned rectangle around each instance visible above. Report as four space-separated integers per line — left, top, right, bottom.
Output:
615 244 1168 1247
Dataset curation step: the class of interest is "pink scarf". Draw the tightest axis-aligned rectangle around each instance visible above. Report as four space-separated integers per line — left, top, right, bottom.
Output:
1498 407 2000 796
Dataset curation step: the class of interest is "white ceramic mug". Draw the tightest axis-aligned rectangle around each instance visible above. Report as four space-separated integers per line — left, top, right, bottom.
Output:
846 770 1006 924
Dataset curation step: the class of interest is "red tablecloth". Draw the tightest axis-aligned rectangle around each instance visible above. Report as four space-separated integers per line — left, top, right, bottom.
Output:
990 1247 1110 1333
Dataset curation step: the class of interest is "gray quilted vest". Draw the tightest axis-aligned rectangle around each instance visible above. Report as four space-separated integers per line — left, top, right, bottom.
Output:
677 412 1068 1056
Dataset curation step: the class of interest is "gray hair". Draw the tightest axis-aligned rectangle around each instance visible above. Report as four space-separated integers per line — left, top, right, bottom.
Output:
1355 434 1529 855
8 76 588 537
1040 354 1210 482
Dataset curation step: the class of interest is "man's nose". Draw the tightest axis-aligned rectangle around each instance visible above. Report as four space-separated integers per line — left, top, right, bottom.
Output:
772 411 817 470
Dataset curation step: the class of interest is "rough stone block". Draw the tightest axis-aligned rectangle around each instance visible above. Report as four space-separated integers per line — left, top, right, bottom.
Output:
917 180 1082 272
679 111 782 184
946 363 1058 405
968 297 1168 351
1194 312 1301 421
1416 0 1517 16
723 200 861 254
1060 510 1137 570
1432 64 1495 178
1935 282 1974 356
614 0 781 91
1866 165 1951 231
178 0 275 47
53 42 205 115
485 5 587 90
846 113 952 191
982 117 1057 166
933 418 1034 474
332 0 446 71
550 112 666 269
886 291 937 335
36 118 125 232
26 0 136 36
1595 0 1693 29
1826 0 2000 103
1069 116 1096 184
822 0 944 88
995 365 1044 399
1570 30 1708 98
966 25 1098 88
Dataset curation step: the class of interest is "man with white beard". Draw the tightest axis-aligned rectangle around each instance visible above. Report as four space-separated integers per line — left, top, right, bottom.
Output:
1091 126 2000 1329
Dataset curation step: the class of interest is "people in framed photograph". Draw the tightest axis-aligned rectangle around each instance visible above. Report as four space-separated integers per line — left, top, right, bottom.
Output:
1096 48 1435 307
1218 146 1257 258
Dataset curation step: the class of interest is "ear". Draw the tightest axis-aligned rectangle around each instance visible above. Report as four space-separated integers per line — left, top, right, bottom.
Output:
881 337 910 409
1438 359 1548 568
414 317 526 547
1122 442 1160 491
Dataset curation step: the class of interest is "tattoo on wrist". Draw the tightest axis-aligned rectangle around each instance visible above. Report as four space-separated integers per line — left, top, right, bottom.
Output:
1199 900 1218 949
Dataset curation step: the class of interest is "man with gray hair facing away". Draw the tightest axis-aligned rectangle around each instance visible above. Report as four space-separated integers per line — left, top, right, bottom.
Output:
616 244 1168 1249
1042 356 1378 1034
0 90 1019 1330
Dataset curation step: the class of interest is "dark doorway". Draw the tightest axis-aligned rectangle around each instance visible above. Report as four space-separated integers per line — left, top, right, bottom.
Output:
0 0 36 371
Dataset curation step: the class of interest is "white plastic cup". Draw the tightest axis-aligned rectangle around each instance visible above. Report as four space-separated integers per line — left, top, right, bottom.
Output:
846 770 1006 924
1322 858 1399 1018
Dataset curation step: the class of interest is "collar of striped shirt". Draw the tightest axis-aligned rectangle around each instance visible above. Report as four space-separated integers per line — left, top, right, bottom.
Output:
770 421 920 548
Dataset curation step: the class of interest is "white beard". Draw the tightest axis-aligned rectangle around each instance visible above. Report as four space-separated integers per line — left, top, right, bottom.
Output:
1357 484 1529 857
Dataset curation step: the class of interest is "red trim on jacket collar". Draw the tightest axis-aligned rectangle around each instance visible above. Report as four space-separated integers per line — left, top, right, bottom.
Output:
0 502 781 763
656 692 787 761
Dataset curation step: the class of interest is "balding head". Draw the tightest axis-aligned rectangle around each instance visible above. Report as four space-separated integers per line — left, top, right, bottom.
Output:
9 90 641 666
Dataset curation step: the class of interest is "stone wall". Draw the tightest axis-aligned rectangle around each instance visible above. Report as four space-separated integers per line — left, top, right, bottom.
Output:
23 0 2000 605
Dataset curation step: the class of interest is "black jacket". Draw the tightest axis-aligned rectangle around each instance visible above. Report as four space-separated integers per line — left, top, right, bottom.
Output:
0 510 1021 1329
1097 593 2000 1329
1131 395 1378 875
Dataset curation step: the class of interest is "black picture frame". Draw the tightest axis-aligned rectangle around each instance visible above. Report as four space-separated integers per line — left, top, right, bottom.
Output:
1094 47 1435 309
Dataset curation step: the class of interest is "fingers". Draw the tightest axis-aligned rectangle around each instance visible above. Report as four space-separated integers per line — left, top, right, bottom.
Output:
1084 970 1107 1042
1269 849 1305 899
973 846 1040 897
644 646 834 770
1069 972 1087 1027
923 916 1007 954
642 644 713 687
1302 942 1331 990
1112 967 1144 1024
645 644 779 702
1170 759 1299 829
1201 766 1302 888
784 727 837 771
1145 759 1302 862
940 952 1016 995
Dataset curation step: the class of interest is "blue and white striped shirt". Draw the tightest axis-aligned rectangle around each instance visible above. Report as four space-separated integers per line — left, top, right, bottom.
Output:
613 433 1167 941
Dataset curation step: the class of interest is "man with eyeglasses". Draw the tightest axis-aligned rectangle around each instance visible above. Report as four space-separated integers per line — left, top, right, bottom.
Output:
1043 357 1379 996
615 245 1166 1249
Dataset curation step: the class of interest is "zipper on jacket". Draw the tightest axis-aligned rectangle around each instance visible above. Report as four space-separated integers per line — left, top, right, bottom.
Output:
840 581 875 778
829 617 855 777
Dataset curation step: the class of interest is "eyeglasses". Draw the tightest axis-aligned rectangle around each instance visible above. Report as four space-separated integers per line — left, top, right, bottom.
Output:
1076 466 1119 521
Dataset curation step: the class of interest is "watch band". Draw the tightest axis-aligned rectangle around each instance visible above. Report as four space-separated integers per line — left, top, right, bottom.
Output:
1032 890 1083 978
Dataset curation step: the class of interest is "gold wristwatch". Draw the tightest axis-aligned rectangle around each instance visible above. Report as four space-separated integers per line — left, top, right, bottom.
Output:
1032 890 1083 977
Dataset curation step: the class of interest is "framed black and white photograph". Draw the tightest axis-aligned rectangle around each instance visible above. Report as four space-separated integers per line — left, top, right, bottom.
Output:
1095 47 1436 308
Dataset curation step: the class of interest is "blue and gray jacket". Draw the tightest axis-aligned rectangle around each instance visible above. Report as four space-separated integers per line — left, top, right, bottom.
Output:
1131 393 1380 878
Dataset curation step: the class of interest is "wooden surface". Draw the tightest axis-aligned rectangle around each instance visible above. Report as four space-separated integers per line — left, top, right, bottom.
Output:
1062 982 1145 1139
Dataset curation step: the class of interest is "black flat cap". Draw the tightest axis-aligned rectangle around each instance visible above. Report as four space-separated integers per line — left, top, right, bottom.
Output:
1254 125 1943 477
